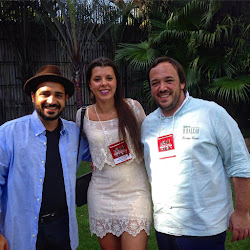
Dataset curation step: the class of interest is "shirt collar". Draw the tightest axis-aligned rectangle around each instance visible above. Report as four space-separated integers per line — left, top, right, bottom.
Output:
59 118 66 135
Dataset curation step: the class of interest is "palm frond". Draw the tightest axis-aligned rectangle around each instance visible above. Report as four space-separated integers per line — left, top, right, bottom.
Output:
115 41 159 70
154 29 187 45
166 0 207 30
201 0 221 28
207 75 250 103
183 0 207 17
150 18 168 38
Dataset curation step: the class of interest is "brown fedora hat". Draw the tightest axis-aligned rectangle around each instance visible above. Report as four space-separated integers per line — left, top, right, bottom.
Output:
24 65 74 97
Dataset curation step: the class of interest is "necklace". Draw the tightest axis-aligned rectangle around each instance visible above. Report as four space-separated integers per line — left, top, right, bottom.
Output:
94 104 111 145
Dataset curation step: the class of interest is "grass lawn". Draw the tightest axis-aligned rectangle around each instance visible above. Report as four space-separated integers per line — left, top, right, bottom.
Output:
76 163 250 249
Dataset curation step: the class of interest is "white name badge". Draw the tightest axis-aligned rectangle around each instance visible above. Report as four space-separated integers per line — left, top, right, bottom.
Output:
158 134 176 159
108 140 132 165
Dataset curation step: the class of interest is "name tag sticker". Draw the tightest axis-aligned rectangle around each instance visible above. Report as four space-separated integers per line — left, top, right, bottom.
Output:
108 140 132 165
182 126 200 140
157 134 176 159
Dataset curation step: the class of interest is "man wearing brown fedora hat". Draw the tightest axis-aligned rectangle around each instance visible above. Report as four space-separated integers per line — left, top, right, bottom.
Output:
0 65 91 250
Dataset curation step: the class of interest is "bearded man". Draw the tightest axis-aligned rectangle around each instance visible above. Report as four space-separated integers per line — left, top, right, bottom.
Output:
0 65 90 250
142 57 250 250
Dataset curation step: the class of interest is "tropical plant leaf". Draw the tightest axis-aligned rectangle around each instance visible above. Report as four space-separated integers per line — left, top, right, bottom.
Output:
115 41 159 70
207 75 250 103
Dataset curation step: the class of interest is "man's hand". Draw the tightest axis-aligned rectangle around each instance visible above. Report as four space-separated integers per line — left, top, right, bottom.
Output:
0 233 8 250
230 177 250 241
229 210 250 241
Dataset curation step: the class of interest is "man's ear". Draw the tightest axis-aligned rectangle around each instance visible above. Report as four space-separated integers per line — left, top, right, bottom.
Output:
181 82 185 90
65 94 69 102
31 92 35 102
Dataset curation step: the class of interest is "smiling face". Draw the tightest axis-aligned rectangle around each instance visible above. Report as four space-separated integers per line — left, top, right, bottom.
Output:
89 66 117 104
31 81 68 126
149 62 185 117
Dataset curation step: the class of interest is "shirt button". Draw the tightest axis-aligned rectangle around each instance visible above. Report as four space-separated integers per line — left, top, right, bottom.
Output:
44 142 46 146
35 217 37 219
42 161 44 164
37 198 40 201
32 234 35 237
40 179 42 182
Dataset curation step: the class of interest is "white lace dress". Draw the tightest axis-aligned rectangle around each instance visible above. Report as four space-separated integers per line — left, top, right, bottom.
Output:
76 99 152 238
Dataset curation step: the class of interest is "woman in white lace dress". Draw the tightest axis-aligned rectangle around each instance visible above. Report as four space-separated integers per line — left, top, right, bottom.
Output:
76 58 152 249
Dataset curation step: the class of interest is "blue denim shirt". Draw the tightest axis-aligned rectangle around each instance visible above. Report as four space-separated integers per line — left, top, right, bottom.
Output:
0 111 91 250
142 95 250 236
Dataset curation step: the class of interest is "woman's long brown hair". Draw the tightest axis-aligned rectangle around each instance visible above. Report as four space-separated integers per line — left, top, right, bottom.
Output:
86 57 143 158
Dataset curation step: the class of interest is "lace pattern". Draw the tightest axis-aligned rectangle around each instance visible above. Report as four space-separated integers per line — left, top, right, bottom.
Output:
90 216 152 238
87 159 152 238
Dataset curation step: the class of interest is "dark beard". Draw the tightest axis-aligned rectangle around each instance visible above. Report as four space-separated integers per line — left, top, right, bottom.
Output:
35 103 63 121
154 90 182 112
37 108 63 121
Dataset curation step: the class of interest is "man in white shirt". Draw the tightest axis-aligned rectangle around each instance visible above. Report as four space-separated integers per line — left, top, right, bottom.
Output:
141 56 250 250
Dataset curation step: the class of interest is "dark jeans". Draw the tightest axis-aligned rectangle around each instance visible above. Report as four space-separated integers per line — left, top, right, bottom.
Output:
36 213 71 250
155 230 226 250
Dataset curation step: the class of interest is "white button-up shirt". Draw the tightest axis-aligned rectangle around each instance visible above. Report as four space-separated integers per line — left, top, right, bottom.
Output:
142 95 250 236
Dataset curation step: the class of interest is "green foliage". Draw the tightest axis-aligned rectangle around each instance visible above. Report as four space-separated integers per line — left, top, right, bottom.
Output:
115 41 159 70
115 0 250 109
207 76 250 103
